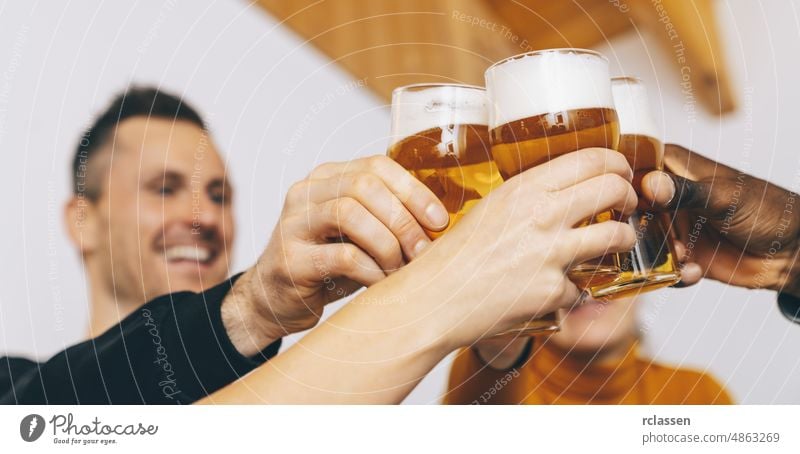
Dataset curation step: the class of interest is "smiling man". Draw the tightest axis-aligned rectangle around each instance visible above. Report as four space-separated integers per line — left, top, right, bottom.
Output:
66 90 235 336
0 87 454 403
0 88 279 404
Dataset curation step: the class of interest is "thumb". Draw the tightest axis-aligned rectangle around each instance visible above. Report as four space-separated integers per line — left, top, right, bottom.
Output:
641 170 718 212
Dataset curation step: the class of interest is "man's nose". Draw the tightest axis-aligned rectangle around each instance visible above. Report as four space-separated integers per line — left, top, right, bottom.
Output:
172 190 224 237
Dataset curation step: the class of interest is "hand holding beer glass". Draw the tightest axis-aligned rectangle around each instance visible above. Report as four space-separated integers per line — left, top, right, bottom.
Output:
386 52 677 337
485 49 623 290
387 83 561 335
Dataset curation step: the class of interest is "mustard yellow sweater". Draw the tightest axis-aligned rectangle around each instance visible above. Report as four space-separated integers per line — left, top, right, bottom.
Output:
444 341 732 405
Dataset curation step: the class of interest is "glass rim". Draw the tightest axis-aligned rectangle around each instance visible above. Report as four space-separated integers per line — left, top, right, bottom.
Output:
391 83 485 97
611 75 644 85
486 48 608 74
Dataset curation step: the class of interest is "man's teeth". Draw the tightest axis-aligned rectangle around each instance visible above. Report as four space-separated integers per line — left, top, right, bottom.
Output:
164 246 212 263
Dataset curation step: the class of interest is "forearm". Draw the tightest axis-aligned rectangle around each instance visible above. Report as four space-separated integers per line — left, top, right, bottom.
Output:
199 262 456 404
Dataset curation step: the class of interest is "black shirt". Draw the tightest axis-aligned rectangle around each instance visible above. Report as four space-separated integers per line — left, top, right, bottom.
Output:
0 275 281 404
778 292 800 324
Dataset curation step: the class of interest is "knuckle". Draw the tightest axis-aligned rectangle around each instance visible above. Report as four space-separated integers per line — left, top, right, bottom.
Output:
583 148 630 177
336 197 362 221
547 235 572 262
605 173 631 195
333 245 359 271
366 155 391 172
286 180 309 204
531 201 558 228
551 276 571 299
538 238 562 261
309 162 337 179
278 214 303 235
390 210 420 237
607 149 629 168
377 240 402 266
535 268 568 302
351 172 381 194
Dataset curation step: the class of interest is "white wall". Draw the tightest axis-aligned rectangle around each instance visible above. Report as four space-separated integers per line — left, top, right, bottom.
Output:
0 0 798 404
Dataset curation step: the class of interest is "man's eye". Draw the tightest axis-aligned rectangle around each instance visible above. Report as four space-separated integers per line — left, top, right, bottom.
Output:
157 186 176 196
209 190 227 205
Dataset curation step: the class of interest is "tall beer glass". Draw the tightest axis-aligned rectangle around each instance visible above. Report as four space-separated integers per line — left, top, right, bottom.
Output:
485 49 622 290
388 83 560 336
590 77 681 298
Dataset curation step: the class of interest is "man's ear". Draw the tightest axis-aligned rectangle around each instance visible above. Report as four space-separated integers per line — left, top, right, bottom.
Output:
65 195 100 255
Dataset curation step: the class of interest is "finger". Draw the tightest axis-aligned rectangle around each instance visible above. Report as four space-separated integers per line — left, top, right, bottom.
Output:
565 220 637 266
675 262 703 287
556 281 587 310
640 170 676 208
307 156 450 232
558 173 639 226
663 143 739 181
520 148 633 191
673 240 687 262
312 243 387 288
288 173 434 260
641 171 717 211
311 198 405 273
514 280 583 327
306 160 354 180
668 231 700 287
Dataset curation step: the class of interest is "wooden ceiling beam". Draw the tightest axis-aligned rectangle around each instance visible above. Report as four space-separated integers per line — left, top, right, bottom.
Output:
630 0 735 114
255 0 736 115
255 0 520 101
486 0 632 50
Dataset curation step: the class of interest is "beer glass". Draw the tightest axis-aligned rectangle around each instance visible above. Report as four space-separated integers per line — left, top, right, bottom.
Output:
485 48 622 290
388 83 560 336
590 77 681 298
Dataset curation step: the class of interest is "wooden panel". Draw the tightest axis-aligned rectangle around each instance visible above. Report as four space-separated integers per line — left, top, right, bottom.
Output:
630 0 735 114
255 0 735 115
487 0 633 49
255 0 521 100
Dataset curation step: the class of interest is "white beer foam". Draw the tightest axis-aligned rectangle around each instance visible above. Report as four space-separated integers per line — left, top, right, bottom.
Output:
389 85 487 146
485 50 614 129
611 78 661 139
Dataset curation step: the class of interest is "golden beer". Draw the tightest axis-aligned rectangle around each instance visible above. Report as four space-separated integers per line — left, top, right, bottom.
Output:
590 77 681 298
485 49 623 290
388 83 559 335
388 124 500 239
489 108 620 179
